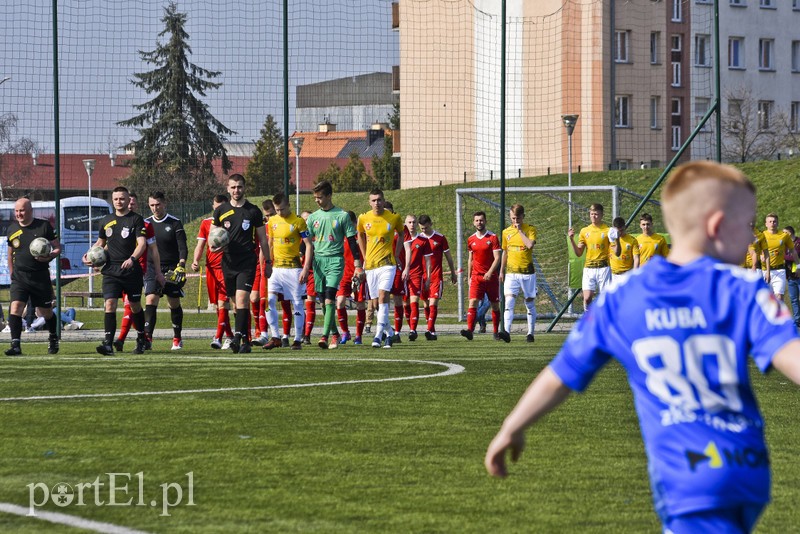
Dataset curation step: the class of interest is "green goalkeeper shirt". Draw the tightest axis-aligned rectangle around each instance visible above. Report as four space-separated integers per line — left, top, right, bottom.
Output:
306 206 356 257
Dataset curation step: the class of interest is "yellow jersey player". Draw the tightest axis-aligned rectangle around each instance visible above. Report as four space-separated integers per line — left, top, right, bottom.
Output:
261 193 313 350
609 216 640 279
636 212 669 265
762 213 799 299
742 222 768 277
568 203 611 308
357 188 404 348
499 204 537 343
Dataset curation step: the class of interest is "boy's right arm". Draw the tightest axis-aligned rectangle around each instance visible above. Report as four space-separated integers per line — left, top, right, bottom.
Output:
771 339 800 385
485 367 572 478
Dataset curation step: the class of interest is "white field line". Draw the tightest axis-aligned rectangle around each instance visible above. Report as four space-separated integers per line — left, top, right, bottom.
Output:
0 359 465 402
0 502 150 534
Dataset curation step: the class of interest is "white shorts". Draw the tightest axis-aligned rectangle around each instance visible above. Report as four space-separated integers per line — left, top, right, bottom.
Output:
504 273 537 299
582 266 612 293
268 267 304 302
366 265 396 295
767 268 787 295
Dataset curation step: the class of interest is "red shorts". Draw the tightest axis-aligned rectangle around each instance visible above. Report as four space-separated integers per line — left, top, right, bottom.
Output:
427 273 443 299
390 267 405 296
338 266 355 298
206 266 228 303
469 275 500 302
253 265 262 294
306 270 316 298
406 271 425 298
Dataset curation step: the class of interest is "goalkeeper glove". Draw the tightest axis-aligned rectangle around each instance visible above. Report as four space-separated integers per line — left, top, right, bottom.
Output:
168 265 187 285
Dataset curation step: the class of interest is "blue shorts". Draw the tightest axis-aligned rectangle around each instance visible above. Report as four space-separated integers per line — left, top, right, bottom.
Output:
663 505 765 534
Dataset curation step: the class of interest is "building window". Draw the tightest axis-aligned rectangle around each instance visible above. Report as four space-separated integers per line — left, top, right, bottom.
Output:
615 96 631 128
696 0 712 4
672 0 683 21
672 97 682 117
759 39 774 70
728 37 745 69
672 126 682 150
760 0 775 7
795 0 800 10
791 102 800 133
650 97 660 129
730 0 745 5
671 35 682 52
672 62 682 87
694 98 711 131
792 41 800 72
758 101 773 130
651 32 661 64
695 34 711 67
615 31 630 63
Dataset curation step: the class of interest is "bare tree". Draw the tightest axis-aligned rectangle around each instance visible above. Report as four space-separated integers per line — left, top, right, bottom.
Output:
0 113 39 199
721 87 786 163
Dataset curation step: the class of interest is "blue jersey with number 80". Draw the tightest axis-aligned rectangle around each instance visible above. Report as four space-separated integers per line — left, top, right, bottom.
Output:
550 256 798 519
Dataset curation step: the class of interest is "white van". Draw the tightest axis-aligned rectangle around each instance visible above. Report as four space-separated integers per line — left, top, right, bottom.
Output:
0 196 112 284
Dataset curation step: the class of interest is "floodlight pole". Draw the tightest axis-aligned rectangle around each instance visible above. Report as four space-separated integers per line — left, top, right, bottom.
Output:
83 159 96 307
291 137 304 214
562 115 579 229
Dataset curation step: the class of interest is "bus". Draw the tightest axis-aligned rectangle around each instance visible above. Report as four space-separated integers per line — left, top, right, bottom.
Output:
0 196 112 284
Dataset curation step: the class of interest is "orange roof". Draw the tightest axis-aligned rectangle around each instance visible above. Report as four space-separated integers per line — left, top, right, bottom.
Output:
289 130 368 159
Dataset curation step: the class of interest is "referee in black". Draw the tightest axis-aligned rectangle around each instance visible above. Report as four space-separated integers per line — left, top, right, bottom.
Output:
144 191 188 350
211 173 272 353
85 186 153 355
5 197 61 356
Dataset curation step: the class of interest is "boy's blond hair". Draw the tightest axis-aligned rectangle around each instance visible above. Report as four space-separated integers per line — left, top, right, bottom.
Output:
662 161 754 237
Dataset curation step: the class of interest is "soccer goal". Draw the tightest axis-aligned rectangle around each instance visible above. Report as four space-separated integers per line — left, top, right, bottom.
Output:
454 186 662 323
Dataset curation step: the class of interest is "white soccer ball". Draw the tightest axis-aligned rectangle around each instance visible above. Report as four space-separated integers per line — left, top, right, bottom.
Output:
86 246 108 267
29 237 52 258
208 226 230 250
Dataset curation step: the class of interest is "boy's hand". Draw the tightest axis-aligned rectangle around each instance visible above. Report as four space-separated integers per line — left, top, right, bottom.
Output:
485 429 525 478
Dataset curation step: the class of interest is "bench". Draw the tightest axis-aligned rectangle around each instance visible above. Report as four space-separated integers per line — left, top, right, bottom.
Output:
61 291 104 308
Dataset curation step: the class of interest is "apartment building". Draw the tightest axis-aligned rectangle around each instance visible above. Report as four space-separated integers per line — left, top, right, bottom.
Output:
393 0 800 189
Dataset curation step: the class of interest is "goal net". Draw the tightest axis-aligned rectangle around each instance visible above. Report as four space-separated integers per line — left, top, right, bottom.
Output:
454 186 664 322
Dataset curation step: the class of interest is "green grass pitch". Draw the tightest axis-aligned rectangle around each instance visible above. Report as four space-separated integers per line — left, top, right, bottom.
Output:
0 335 798 532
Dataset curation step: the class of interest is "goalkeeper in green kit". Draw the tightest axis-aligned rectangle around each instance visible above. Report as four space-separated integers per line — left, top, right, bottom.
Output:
306 181 363 349
144 191 189 351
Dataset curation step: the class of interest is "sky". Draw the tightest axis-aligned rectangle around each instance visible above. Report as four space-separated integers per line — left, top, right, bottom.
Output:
0 0 399 154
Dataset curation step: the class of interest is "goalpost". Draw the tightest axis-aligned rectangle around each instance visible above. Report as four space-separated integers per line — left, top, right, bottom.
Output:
454 186 662 323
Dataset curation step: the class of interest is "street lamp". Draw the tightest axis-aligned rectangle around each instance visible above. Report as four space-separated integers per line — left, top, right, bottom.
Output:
83 159 96 306
562 114 579 229
291 137 304 214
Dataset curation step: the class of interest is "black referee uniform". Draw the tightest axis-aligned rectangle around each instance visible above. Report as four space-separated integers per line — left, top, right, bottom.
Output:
6 218 58 355
212 199 264 348
96 210 147 355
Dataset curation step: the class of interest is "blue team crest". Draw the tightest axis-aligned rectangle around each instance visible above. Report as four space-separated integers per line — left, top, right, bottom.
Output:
386 223 392 231
242 219 251 231
332 220 338 228
289 224 295 232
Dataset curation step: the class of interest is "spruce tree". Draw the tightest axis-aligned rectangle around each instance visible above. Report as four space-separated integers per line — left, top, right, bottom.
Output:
118 2 234 201
245 115 287 196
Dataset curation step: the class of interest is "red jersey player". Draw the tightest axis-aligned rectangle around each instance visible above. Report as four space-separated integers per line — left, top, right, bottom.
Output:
335 211 367 344
461 210 502 340
191 194 234 349
418 215 457 340
402 215 432 341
